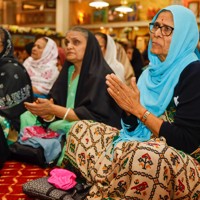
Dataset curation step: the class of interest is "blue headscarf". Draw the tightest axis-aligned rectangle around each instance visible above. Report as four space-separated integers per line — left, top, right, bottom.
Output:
116 5 199 143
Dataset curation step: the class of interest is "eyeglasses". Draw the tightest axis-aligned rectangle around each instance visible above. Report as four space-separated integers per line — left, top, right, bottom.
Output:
149 22 174 36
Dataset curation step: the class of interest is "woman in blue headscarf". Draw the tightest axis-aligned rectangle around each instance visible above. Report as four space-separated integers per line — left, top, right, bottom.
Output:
63 5 200 199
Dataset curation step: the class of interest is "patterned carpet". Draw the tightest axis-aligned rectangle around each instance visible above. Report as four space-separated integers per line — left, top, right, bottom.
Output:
0 160 51 200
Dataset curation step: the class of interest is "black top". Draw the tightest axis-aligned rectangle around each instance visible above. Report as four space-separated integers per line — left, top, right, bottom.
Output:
122 60 200 154
49 30 122 129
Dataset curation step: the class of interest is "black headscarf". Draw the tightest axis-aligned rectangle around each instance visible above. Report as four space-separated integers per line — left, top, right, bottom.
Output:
50 27 122 129
0 27 33 130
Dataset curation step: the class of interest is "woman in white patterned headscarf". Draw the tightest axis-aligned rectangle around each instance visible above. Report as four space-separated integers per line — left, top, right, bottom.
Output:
23 37 59 98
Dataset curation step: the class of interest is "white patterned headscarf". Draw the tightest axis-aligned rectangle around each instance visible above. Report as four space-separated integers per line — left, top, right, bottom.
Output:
23 37 59 95
104 35 125 82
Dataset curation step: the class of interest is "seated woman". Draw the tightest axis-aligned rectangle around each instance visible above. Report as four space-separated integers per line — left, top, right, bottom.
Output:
57 47 66 72
115 41 135 86
23 37 59 99
20 27 122 165
95 32 125 82
64 5 200 199
125 41 144 82
0 27 33 166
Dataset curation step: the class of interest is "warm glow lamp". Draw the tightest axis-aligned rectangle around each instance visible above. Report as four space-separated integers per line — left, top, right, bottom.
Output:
89 0 109 9
115 0 133 13
115 5 133 13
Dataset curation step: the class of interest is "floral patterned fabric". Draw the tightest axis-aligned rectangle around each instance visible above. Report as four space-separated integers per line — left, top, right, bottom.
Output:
63 120 200 200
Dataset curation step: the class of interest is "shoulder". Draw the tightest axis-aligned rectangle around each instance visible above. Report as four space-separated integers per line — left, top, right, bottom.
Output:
178 60 200 83
181 60 200 77
1 59 28 76
22 57 32 67
176 60 200 91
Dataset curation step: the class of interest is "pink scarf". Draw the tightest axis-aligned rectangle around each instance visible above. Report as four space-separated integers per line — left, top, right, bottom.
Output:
48 168 77 190
21 126 59 141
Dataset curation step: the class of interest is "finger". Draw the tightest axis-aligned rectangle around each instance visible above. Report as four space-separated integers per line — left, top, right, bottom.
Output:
107 87 117 98
106 80 117 93
107 88 126 112
109 74 122 87
110 74 129 92
130 77 138 92
24 102 37 107
37 98 48 103
49 98 54 103
107 87 122 103
106 75 122 93
105 74 113 80
106 74 117 85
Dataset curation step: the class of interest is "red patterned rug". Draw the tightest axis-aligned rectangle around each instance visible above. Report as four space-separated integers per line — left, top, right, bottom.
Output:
0 160 51 200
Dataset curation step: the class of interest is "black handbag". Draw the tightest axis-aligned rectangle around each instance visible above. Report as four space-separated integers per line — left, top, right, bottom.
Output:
9 134 65 168
9 141 49 167
22 177 91 200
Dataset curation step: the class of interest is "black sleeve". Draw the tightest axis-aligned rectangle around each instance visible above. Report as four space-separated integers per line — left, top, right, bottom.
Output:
74 75 122 129
159 61 200 154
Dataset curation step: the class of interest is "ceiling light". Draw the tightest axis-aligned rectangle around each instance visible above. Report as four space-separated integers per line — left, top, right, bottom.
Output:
89 0 109 9
115 6 133 13
115 0 133 13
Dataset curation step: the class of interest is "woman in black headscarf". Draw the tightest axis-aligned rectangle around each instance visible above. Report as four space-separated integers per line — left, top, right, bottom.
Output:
20 27 122 165
0 27 33 132
0 27 33 167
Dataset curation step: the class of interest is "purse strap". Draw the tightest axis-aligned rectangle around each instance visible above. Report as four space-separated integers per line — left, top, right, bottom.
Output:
46 186 56 196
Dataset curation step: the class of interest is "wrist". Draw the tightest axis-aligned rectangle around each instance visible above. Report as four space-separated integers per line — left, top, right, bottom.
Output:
63 108 71 120
43 115 55 122
140 110 151 124
134 105 146 119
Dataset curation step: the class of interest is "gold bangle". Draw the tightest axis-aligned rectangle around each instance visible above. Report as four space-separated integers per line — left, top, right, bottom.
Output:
140 110 151 124
43 115 55 122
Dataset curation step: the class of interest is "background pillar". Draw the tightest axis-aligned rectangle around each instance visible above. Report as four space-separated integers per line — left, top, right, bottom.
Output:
56 0 69 36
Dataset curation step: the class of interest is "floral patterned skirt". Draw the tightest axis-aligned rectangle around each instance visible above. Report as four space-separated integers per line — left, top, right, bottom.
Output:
62 120 200 200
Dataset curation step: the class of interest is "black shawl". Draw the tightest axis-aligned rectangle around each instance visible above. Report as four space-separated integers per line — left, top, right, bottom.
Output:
50 30 122 129
0 27 33 130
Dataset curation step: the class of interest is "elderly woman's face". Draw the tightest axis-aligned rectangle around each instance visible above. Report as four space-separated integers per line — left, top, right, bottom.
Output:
150 11 174 61
31 38 47 60
64 31 87 66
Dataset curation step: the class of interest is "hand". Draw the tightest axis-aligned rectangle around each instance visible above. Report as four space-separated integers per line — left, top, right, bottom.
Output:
24 98 54 117
32 86 41 94
106 74 142 115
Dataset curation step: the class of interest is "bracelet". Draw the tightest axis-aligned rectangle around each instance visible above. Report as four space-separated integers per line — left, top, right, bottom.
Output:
63 108 70 120
43 115 55 122
140 110 151 124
